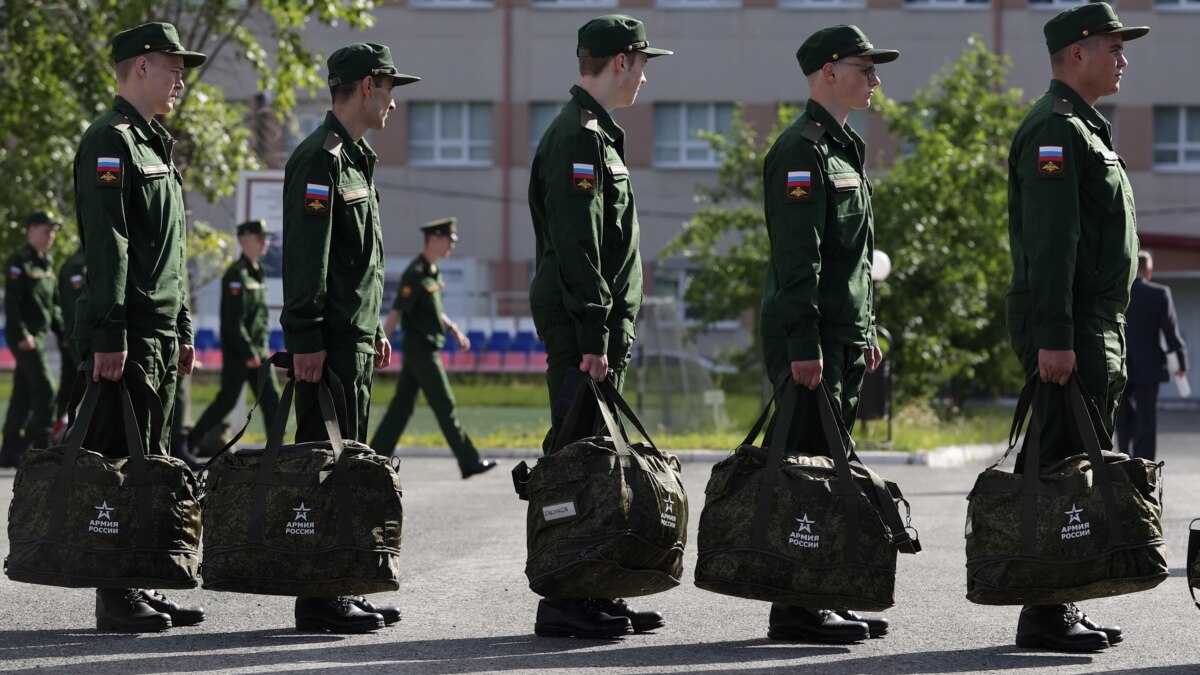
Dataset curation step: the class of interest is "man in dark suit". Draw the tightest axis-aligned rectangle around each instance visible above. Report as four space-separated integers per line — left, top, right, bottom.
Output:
1116 250 1188 460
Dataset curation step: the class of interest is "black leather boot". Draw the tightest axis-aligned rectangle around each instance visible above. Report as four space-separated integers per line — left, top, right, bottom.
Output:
461 459 498 479
1016 604 1110 652
587 598 664 633
170 436 202 471
1078 607 1122 644
295 596 384 633
534 597 632 638
96 588 172 633
835 609 889 637
140 589 206 626
768 605 870 643
350 596 401 626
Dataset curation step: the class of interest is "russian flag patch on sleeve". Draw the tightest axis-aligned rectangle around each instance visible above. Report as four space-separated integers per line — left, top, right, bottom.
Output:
96 157 122 187
571 163 596 194
785 170 813 202
1037 146 1064 176
304 183 331 213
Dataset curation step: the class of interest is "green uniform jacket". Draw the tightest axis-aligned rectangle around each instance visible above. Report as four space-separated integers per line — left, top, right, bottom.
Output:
5 244 62 345
57 249 85 345
220 255 270 362
394 254 446 351
760 99 878 363
281 111 385 354
528 85 642 356
72 96 192 351
1006 80 1138 348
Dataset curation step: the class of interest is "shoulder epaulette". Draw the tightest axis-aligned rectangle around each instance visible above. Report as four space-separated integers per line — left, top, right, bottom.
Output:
580 109 600 133
108 114 131 132
1053 98 1074 118
231 257 247 272
800 120 826 143
322 130 343 156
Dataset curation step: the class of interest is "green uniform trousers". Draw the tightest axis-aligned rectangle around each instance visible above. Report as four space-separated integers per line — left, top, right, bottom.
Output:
763 338 867 454
191 355 282 443
1010 314 1126 471
371 346 480 470
5 341 57 442
295 349 374 444
80 331 178 458
55 346 80 420
539 321 634 455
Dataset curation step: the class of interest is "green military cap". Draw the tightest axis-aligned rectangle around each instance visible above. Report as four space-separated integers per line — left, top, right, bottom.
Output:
26 211 60 229
1044 2 1148 54
236 219 273 236
327 43 420 88
110 22 207 68
420 217 458 242
796 25 899 76
576 15 673 59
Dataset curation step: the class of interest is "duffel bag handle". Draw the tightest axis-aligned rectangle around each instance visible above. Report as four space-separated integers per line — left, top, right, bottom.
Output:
1188 519 1200 611
595 378 661 451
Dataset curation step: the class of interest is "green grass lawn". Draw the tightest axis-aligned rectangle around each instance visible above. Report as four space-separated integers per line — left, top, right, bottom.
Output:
0 371 1011 453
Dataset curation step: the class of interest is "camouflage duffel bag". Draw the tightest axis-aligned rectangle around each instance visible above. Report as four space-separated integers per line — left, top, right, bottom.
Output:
1189 519 1200 611
513 378 687 599
965 376 1167 605
200 355 402 596
695 379 920 612
5 366 201 589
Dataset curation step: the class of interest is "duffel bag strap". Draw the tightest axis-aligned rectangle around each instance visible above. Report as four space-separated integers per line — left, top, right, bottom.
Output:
1188 519 1200 611
750 377 802 550
1066 376 1127 547
814 382 862 563
596 378 660 451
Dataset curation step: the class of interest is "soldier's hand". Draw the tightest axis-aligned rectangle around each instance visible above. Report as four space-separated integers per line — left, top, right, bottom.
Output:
178 344 196 376
1038 348 1076 386
580 354 609 382
456 330 471 352
375 338 392 369
16 336 35 351
93 351 127 382
245 355 262 369
294 350 327 383
865 346 884 374
791 359 822 390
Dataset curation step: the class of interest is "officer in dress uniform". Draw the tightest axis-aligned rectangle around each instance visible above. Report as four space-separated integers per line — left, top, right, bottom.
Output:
1 212 63 467
527 14 671 640
281 42 413 635
72 21 205 633
370 218 497 479
183 220 282 463
1005 2 1147 652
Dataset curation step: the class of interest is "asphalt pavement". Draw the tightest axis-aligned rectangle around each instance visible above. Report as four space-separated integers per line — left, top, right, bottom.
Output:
0 413 1197 674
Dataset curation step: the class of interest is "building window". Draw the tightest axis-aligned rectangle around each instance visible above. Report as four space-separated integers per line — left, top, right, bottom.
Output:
904 0 988 7
532 0 617 7
1029 0 1085 8
1153 106 1200 170
529 103 564 160
1155 0 1200 8
410 0 493 7
657 0 740 8
781 0 865 7
409 102 493 166
654 103 734 168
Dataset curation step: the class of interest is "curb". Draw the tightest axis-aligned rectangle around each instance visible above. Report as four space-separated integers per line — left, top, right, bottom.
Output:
392 441 1009 468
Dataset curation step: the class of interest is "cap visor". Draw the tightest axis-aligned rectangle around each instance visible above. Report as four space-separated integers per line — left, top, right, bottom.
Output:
640 47 674 58
392 73 422 86
1113 26 1149 42
863 48 899 64
178 50 207 68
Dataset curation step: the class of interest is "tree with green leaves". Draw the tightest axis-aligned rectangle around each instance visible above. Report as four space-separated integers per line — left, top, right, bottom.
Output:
871 36 1026 403
0 0 379 256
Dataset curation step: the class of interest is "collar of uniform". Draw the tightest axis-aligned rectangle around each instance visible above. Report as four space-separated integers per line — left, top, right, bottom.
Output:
20 243 46 264
418 252 438 276
111 96 175 146
322 110 372 163
238 253 262 276
805 99 854 148
570 85 623 144
1048 80 1109 133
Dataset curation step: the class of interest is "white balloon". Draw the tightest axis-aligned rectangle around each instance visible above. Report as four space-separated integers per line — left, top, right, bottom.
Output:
872 250 892 282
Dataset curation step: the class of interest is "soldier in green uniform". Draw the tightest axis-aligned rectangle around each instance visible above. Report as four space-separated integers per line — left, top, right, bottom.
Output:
72 21 205 633
1005 2 1146 653
0 212 64 467
527 14 670 640
53 245 86 439
184 220 282 459
370 218 497 479
759 25 895 645
281 42 414 634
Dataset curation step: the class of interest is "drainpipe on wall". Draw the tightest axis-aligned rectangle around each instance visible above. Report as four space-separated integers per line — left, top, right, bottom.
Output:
500 0 514 310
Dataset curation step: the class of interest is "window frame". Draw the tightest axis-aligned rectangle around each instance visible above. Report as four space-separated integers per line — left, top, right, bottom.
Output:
408 101 494 168
653 102 735 169
1153 105 1200 173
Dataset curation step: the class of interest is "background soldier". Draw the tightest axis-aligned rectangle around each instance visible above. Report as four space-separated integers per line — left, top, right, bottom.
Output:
527 14 670 640
0 212 63 467
73 22 205 633
281 42 413 634
1005 2 1146 652
759 25 895 645
183 220 282 465
371 218 497 479
53 244 86 441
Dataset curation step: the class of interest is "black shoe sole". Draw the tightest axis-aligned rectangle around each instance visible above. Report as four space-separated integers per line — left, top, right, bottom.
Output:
296 618 385 633
631 619 666 634
97 618 172 633
534 622 632 639
168 615 205 627
768 628 869 644
1015 633 1109 652
867 627 888 638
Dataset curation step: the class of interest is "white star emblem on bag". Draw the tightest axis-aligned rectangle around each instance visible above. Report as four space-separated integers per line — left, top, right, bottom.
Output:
795 514 815 533
293 502 311 522
1065 504 1084 524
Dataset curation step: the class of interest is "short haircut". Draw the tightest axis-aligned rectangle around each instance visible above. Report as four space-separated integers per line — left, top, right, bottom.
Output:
114 57 137 81
331 75 388 104
579 55 615 77
1050 34 1102 68
1138 250 1153 273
